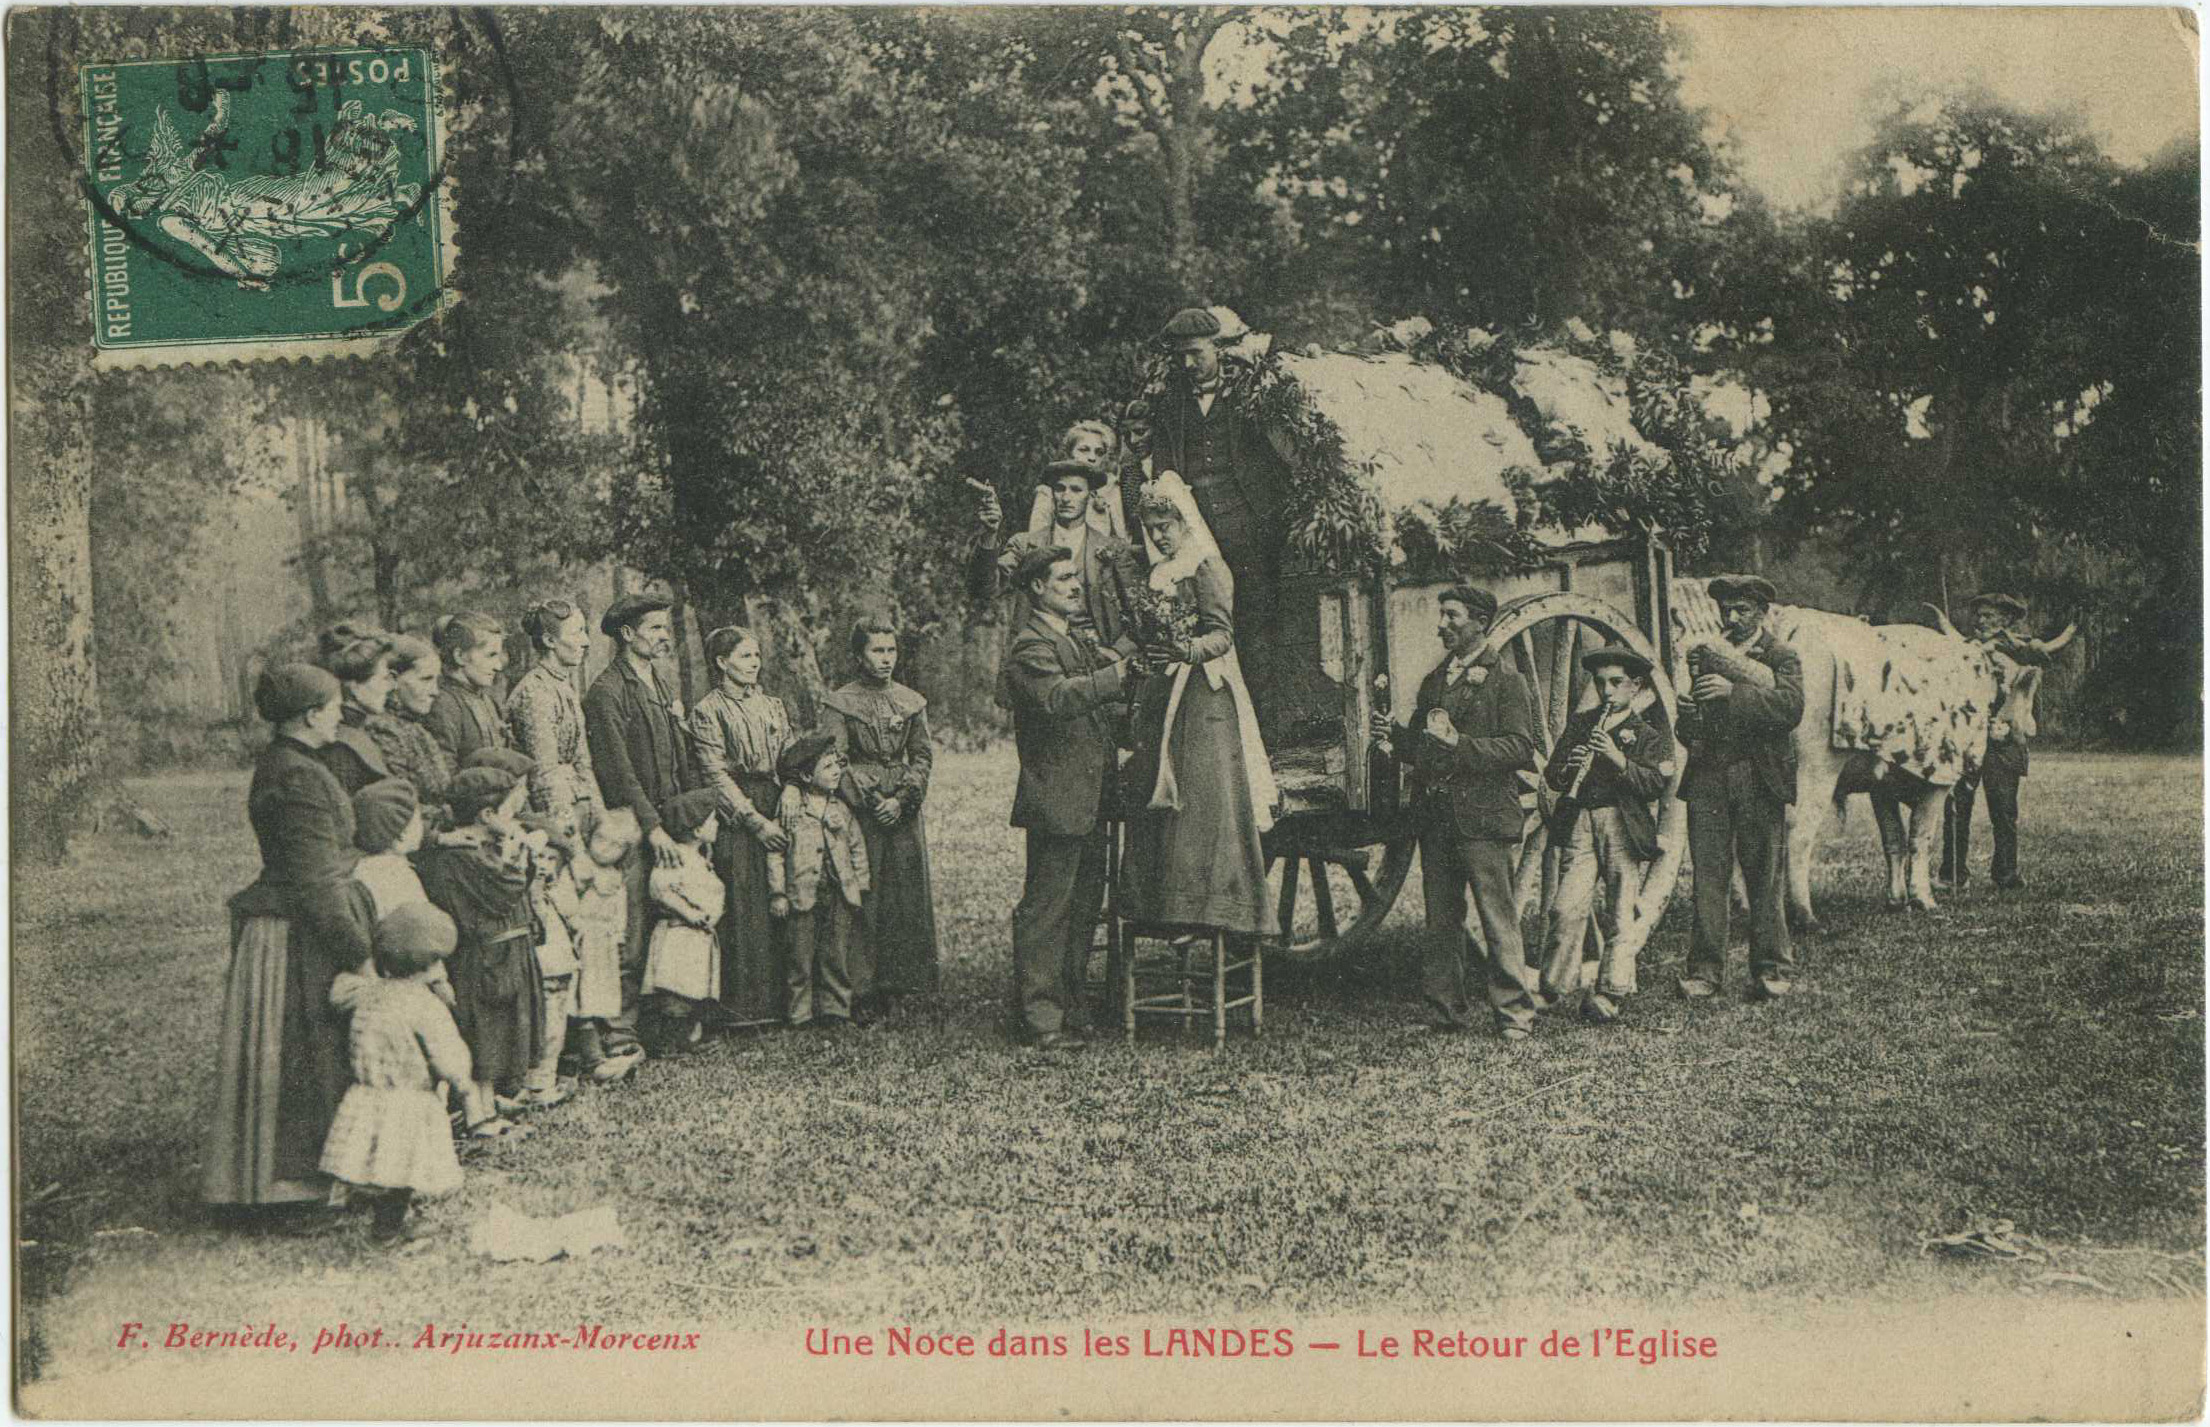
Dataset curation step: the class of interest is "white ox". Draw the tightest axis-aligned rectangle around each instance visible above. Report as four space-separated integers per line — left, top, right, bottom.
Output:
1672 582 2005 928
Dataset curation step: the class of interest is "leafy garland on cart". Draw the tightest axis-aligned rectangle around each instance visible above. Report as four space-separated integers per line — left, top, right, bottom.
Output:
1129 318 1749 582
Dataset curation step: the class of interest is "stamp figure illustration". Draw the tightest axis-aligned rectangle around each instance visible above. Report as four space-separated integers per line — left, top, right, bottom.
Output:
83 47 453 365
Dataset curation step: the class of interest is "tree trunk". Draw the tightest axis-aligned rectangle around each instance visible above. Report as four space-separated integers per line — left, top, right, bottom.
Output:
748 593 829 727
10 14 102 861
11 371 101 862
294 420 336 626
670 594 699 710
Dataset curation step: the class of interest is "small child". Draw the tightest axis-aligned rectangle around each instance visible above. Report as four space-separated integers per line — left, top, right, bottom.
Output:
321 904 483 1244
640 790 727 1056
768 732 871 1031
518 838 581 1109
416 767 542 1143
352 778 455 1010
569 805 644 1078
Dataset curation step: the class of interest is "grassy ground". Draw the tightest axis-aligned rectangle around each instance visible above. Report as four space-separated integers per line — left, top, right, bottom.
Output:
16 750 2205 1386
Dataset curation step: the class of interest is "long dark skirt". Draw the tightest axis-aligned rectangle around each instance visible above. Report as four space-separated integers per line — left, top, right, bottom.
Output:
201 888 371 1205
715 773 786 1026
1123 673 1276 935
858 812 938 996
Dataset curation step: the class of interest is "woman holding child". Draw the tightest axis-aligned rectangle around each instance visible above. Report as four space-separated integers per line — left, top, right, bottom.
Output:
1121 474 1279 937
203 664 379 1207
364 633 456 819
315 622 400 795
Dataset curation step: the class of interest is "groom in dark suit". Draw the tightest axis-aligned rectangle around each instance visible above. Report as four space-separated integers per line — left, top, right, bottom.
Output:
1004 547 1132 1049
1372 586 1540 1039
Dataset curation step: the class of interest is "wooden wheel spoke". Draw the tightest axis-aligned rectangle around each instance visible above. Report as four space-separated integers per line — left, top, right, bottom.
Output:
1308 856 1339 941
1276 852 1301 941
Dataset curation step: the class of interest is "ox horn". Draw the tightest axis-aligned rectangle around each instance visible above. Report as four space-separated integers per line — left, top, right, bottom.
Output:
2034 622 2079 655
1922 602 1963 640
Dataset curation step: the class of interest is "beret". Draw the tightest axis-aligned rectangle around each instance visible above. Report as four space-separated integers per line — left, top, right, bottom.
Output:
1122 398 1151 421
375 902 458 972
662 789 723 840
1156 307 1223 345
1042 458 1101 488
462 747 537 780
777 730 840 787
255 663 341 724
1707 574 1778 606
1438 585 1498 621
352 778 420 854
601 592 672 637
448 766 519 824
1580 645 1652 680
1968 592 2028 618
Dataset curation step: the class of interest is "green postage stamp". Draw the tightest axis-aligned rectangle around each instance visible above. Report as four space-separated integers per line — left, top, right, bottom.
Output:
82 46 454 366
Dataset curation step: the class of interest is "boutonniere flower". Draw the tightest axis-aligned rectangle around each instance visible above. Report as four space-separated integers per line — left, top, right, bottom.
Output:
1467 664 1489 686
1617 728 1637 747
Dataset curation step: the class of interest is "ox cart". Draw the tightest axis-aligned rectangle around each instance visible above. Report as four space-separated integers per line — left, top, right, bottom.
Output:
1181 339 1702 968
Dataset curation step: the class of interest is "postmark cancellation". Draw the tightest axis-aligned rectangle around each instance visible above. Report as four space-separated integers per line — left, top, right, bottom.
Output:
82 45 455 367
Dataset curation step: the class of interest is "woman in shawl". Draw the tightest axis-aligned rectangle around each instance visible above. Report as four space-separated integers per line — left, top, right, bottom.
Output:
507 598 606 841
822 615 939 1016
1121 473 1280 936
315 622 398 795
687 624 792 1029
425 611 512 765
203 664 377 1208
363 633 456 821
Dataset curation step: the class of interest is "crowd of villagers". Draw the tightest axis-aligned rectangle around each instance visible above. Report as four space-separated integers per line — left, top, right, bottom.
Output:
197 401 1224 1246
205 583 948 1243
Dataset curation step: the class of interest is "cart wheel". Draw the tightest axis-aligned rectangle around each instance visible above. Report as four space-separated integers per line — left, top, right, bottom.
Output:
1475 593 1688 950
1265 835 1417 962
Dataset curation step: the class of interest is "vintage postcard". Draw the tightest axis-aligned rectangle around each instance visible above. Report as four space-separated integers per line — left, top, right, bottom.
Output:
9 4 2203 1421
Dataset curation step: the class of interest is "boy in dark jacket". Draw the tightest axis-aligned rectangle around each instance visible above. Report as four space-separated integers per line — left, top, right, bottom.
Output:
1537 647 1674 1023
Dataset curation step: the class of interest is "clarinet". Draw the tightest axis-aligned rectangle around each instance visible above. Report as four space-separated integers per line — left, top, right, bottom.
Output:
1565 692 1632 801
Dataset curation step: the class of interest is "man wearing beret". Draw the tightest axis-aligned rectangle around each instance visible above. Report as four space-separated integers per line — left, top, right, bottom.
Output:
584 592 696 1033
1676 574 1805 1001
1537 645 1673 1024
1940 592 2050 893
1003 545 1132 1050
1371 586 1542 1039
971 458 1139 676
1146 306 1295 718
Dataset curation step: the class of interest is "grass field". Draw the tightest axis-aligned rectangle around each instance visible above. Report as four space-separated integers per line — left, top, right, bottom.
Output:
15 749 2205 1389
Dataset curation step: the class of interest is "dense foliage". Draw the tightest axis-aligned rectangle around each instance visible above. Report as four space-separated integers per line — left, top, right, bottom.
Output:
12 9 2199 853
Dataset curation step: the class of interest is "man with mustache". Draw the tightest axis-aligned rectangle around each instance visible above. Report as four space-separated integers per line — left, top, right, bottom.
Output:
1370 586 1540 1040
1675 575 1806 1002
585 592 698 1040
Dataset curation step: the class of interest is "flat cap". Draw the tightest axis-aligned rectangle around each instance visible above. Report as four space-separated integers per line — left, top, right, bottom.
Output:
777 730 839 787
662 788 723 841
1438 585 1498 622
601 592 673 637
448 766 519 824
1706 574 1778 606
1013 543 1072 590
1580 645 1653 680
1156 307 1223 345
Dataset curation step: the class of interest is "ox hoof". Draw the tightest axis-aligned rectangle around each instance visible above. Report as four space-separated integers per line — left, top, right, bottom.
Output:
1789 912 1824 934
1882 898 1909 914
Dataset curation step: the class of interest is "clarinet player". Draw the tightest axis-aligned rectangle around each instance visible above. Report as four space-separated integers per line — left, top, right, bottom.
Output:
1536 646 1674 1025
